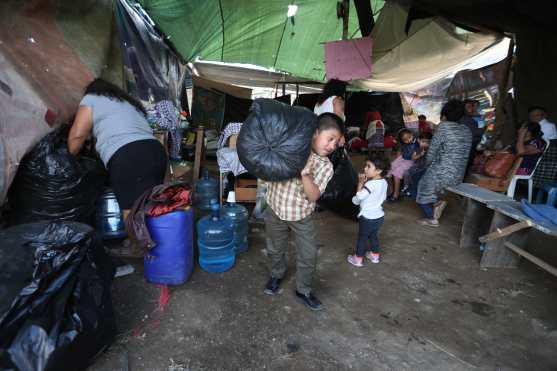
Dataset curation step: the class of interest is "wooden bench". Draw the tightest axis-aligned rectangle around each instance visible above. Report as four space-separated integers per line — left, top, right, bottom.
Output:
447 183 557 276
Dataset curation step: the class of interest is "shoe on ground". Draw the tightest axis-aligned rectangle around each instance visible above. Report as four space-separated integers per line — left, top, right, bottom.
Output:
417 218 440 227
433 200 447 220
365 252 380 264
387 195 400 202
347 254 364 267
295 291 324 311
264 277 282 295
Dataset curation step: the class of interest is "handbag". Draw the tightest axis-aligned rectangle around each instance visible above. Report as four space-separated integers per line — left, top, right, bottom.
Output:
484 151 516 178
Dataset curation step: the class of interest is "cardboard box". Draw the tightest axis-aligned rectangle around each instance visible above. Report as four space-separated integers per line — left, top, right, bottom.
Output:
235 178 257 202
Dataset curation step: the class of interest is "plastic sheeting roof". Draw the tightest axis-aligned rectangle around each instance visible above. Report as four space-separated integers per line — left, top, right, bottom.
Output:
138 0 384 82
141 0 506 92
351 2 507 92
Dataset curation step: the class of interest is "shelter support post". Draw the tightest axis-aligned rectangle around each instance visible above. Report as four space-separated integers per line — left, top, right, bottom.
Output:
460 198 493 249
493 36 515 140
480 211 530 268
193 126 205 183
341 0 350 40
354 0 374 36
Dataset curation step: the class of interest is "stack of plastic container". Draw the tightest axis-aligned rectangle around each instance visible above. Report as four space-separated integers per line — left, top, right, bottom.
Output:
144 208 194 285
196 200 235 272
195 169 218 215
221 191 249 253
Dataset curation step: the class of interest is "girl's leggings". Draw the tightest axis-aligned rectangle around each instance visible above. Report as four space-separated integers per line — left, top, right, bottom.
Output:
355 216 384 256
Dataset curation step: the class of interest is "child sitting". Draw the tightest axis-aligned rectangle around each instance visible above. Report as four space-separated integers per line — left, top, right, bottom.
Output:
263 113 343 311
347 154 390 267
402 132 433 198
388 129 416 201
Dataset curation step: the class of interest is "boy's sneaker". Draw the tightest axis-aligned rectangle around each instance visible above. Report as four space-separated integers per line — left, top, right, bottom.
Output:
295 291 324 311
417 218 440 228
347 254 364 267
433 200 447 220
365 252 381 264
264 277 282 295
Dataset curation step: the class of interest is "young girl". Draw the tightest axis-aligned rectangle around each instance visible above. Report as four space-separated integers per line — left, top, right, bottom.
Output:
388 129 417 201
347 154 390 267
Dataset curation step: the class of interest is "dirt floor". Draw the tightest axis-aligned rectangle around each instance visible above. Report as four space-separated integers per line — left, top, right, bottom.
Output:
89 158 557 371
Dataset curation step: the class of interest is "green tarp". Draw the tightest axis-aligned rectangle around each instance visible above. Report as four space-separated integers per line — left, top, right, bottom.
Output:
139 0 384 81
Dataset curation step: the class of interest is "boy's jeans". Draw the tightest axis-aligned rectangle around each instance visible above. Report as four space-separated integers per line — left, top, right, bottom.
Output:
265 207 317 295
355 216 384 257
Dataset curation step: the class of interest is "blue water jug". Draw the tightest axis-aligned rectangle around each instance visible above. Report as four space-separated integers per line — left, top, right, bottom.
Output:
144 208 194 285
195 169 219 213
95 187 126 239
197 200 235 272
221 191 249 253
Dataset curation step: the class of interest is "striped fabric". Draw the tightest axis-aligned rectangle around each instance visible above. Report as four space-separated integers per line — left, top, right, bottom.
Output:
416 121 472 205
266 153 333 221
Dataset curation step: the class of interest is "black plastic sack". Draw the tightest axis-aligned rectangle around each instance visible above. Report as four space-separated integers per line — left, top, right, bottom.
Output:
8 127 106 226
0 222 115 371
237 99 317 181
318 148 359 220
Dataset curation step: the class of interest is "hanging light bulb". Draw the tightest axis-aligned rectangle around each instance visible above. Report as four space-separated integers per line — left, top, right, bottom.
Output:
287 4 298 17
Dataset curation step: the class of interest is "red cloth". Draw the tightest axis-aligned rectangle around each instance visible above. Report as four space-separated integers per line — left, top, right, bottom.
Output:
146 185 191 217
367 111 382 122
347 137 367 151
419 121 432 134
383 135 396 148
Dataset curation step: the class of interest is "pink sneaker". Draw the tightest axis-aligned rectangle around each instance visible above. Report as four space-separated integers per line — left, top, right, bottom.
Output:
366 252 380 263
347 254 364 267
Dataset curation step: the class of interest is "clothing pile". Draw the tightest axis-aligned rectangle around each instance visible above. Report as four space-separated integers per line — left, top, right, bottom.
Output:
147 100 182 159
126 183 192 250
216 122 247 176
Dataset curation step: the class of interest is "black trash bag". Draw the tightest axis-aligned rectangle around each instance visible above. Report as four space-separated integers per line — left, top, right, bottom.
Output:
237 99 317 181
0 222 115 371
318 147 359 220
8 127 106 226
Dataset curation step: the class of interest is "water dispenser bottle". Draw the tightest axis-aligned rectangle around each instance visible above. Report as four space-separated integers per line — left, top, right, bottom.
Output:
195 169 218 214
221 191 249 253
196 200 235 272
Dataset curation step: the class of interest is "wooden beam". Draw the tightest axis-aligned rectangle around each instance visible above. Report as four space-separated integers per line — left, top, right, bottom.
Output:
480 211 528 268
505 242 557 277
193 126 205 182
479 220 532 243
342 0 350 40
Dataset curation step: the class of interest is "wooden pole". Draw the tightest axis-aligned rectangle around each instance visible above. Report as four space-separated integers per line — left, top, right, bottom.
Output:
193 126 205 182
493 36 515 143
342 0 350 40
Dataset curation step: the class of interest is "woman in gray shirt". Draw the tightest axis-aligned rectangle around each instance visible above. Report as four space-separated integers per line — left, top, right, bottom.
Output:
68 79 167 253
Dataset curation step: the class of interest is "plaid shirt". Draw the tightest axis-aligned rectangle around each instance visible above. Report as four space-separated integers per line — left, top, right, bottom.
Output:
533 139 557 187
266 153 334 221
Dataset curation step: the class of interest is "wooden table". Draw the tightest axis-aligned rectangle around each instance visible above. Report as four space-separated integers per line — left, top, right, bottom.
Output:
447 183 557 275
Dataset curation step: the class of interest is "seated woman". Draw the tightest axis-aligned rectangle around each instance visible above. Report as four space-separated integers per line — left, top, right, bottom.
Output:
515 122 546 175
